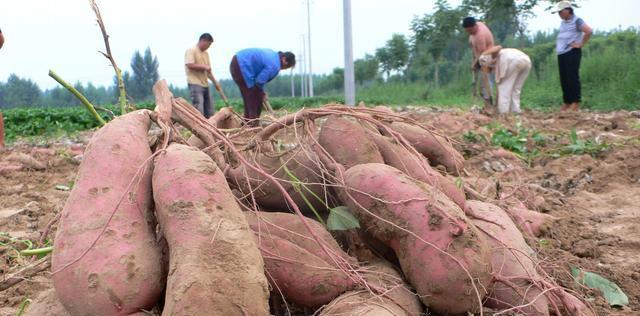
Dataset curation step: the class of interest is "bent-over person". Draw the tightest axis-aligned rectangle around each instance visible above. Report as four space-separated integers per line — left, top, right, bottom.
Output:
479 46 532 114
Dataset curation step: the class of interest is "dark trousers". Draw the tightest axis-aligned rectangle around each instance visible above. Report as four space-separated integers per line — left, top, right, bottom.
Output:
230 56 264 126
558 48 582 104
188 84 213 118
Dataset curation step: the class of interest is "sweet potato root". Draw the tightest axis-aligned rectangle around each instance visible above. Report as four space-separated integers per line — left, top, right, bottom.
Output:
51 110 163 315
369 131 466 209
153 144 270 315
256 231 357 307
339 163 491 314
245 211 357 307
228 147 330 218
318 260 422 316
504 199 556 237
244 211 354 265
319 115 384 169
468 200 549 316
384 121 465 175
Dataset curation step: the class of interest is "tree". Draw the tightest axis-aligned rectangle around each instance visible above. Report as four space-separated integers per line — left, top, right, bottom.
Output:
0 74 42 108
354 54 379 84
463 0 577 45
376 34 409 79
411 0 466 88
128 47 160 101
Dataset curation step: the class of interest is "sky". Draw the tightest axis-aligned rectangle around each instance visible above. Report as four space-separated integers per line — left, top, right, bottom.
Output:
0 0 638 89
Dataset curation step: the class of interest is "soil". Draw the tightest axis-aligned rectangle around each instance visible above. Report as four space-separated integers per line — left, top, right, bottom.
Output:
1 109 639 315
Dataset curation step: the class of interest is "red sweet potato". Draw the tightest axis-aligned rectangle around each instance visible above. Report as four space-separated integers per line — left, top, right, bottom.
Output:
368 131 466 210
187 107 242 148
51 110 163 315
228 147 330 218
504 199 556 237
318 260 423 316
244 211 357 307
384 121 465 175
468 200 549 316
153 144 269 315
318 115 384 169
255 231 357 307
339 163 491 314
244 211 354 265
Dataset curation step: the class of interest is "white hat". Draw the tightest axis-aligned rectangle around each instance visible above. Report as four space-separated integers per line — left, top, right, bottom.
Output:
478 54 493 67
552 1 572 14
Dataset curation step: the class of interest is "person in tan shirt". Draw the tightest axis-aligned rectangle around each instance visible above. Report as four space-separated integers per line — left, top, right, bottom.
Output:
185 33 221 118
463 17 495 103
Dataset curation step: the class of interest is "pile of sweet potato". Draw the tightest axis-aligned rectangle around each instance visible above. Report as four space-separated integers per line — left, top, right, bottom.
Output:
29 81 594 316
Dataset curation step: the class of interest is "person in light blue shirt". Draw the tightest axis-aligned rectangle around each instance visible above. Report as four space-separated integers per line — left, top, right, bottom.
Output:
553 1 592 112
230 48 295 125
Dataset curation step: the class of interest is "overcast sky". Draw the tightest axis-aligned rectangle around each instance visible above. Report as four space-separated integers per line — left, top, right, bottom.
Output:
0 0 638 89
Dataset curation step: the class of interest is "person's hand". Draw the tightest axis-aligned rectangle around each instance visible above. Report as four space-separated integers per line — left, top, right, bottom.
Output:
263 93 269 102
570 42 583 49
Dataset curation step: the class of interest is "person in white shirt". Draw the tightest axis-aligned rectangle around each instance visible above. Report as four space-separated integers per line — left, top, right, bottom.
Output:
479 46 531 114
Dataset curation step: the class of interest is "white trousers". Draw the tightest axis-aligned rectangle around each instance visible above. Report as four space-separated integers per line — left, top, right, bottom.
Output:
497 58 531 114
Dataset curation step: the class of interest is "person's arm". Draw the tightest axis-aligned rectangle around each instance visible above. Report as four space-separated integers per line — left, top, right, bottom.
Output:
186 63 210 71
482 45 502 58
571 23 593 49
254 65 279 89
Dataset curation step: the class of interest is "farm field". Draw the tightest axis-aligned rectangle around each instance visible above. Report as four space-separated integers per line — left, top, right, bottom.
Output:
1 105 638 315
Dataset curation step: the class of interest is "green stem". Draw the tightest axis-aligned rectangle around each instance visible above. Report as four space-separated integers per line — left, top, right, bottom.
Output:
20 246 53 257
48 70 106 126
281 162 327 225
15 299 31 316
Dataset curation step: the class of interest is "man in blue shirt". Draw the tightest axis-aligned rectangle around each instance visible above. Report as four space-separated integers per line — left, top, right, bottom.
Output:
230 48 295 125
553 1 592 112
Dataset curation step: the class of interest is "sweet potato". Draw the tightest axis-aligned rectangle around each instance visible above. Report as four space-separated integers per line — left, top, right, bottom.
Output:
504 199 555 237
339 163 491 314
255 231 357 307
24 289 70 316
369 131 466 210
187 107 242 148
384 121 465 175
51 110 163 315
244 211 357 307
228 147 330 218
468 200 549 316
153 144 270 315
244 211 354 265
318 260 423 316
318 115 384 169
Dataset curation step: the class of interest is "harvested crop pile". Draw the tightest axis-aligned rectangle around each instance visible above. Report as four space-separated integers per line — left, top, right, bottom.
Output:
18 80 597 315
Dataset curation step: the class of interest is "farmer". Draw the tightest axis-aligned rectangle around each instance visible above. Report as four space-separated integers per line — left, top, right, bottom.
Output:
478 46 532 114
229 48 295 126
462 17 495 103
553 1 593 112
185 33 223 118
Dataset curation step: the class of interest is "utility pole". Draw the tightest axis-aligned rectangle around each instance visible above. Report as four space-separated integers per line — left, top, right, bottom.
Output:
301 34 307 98
306 0 314 97
291 68 295 97
343 0 355 106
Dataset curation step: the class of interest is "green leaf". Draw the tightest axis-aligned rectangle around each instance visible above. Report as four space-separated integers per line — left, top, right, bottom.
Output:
571 267 629 307
327 206 360 231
